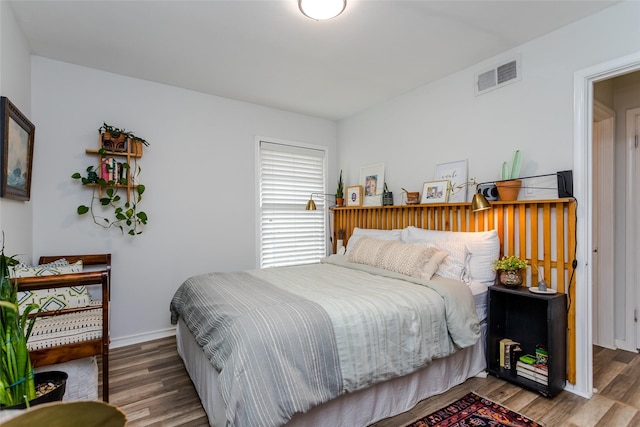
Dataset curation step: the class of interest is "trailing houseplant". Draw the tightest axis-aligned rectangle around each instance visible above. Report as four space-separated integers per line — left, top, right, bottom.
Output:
72 123 149 236
0 244 39 408
98 122 149 149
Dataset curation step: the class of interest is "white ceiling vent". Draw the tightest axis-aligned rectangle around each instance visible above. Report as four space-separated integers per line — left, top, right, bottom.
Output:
475 56 521 96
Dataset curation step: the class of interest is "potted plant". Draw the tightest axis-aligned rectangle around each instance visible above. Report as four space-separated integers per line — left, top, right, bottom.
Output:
496 150 523 201
336 170 344 207
72 155 148 236
493 255 528 288
98 122 149 154
0 243 67 409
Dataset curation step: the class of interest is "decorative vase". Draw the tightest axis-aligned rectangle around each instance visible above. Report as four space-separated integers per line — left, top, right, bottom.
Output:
499 270 523 288
495 179 522 201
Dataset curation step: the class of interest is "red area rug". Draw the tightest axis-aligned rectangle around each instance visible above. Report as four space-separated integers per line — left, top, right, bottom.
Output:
406 392 543 427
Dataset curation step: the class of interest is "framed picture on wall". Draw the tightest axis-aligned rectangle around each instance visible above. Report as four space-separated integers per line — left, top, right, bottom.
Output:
435 159 468 203
360 163 385 206
0 97 35 201
421 180 450 204
346 185 363 206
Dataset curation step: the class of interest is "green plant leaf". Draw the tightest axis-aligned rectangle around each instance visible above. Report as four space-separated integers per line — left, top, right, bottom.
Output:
106 188 114 197
77 205 89 215
137 184 145 195
100 198 111 206
71 172 81 179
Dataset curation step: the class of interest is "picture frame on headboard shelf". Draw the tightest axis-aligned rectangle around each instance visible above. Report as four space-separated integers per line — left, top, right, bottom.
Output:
435 159 468 203
346 185 363 207
0 97 35 201
421 180 450 204
360 163 385 206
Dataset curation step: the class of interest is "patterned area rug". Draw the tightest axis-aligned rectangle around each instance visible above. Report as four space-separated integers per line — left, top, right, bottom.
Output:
406 392 543 427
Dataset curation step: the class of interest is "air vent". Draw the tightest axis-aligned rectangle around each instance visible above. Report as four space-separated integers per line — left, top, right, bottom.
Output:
475 56 521 96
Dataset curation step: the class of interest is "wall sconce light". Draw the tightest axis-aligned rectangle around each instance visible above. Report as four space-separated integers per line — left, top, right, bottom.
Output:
305 193 336 210
299 0 347 20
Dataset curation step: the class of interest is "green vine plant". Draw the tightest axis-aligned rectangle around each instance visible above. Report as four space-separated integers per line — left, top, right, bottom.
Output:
72 148 148 236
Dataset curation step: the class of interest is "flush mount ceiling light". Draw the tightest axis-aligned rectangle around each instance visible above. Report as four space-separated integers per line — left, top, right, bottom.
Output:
299 0 347 20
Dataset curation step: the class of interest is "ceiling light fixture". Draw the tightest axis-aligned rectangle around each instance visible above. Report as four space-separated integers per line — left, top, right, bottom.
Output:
299 0 347 20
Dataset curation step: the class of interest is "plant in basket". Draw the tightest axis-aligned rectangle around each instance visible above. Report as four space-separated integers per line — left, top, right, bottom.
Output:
0 239 67 410
493 255 528 288
0 243 39 408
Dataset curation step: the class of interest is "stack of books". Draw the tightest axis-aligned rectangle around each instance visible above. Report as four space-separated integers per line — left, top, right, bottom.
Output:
499 338 522 370
516 356 548 385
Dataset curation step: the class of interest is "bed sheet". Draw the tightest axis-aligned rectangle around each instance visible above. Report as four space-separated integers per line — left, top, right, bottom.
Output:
176 319 487 427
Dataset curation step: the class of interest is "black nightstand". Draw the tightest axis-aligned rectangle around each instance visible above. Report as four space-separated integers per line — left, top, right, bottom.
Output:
486 284 567 397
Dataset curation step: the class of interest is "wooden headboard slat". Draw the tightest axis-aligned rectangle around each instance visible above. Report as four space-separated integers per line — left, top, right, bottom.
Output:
332 198 577 384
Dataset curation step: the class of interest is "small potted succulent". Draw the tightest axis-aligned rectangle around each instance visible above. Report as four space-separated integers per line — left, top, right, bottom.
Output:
493 255 528 288
496 150 523 201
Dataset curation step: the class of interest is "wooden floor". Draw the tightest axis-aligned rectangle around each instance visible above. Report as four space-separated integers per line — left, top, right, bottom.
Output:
103 337 640 426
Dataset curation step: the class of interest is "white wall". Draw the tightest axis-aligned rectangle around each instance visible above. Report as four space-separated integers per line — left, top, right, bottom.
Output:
31 57 337 346
338 1 640 197
0 0 33 261
337 1 640 397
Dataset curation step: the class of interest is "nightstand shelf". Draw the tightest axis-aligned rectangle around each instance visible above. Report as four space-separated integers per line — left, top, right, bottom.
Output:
486 284 567 397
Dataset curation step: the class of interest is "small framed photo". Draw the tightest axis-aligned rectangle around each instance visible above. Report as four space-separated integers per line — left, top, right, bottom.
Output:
0 97 35 201
346 185 362 207
421 180 450 204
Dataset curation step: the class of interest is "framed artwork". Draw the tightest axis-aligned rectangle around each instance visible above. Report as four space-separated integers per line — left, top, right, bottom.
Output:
0 97 35 201
435 159 468 203
346 185 363 206
360 163 385 206
421 180 450 204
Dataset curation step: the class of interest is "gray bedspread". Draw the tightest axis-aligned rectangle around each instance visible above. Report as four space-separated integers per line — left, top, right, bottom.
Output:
170 255 480 427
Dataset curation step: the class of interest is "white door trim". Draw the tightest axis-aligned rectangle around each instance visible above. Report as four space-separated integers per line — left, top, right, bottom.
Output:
572 51 640 398
628 108 640 350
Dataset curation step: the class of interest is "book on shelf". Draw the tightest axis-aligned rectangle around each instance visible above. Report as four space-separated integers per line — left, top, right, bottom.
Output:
499 338 521 369
516 366 548 385
516 360 548 376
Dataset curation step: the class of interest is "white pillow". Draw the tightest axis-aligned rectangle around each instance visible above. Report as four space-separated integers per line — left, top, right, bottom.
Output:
347 236 447 279
401 226 500 286
345 227 402 254
10 260 90 312
419 240 471 282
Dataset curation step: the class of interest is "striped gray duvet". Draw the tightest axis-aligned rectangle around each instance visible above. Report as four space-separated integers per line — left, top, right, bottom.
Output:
169 255 480 427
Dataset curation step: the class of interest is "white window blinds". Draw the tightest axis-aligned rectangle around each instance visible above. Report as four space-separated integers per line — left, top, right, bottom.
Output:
259 140 327 268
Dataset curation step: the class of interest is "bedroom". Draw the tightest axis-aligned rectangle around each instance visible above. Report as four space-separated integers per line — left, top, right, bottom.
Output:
0 0 639 424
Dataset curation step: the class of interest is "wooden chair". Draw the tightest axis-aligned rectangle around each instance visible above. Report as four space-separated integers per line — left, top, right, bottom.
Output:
15 254 111 401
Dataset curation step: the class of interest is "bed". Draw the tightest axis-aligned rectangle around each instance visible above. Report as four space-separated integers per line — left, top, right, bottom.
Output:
170 225 500 427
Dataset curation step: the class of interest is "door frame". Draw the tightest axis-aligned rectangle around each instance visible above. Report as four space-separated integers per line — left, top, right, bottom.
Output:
573 51 640 398
628 107 640 350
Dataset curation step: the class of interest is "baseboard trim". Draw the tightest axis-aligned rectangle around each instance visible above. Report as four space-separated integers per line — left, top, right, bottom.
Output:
110 326 176 349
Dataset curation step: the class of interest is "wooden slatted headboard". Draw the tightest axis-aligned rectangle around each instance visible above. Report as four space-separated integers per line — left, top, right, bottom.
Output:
332 198 577 384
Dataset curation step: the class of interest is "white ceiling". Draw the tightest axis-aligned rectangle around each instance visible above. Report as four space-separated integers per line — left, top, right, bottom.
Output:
9 0 620 120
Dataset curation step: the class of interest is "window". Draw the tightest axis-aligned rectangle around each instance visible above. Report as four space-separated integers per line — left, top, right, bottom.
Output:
258 140 327 268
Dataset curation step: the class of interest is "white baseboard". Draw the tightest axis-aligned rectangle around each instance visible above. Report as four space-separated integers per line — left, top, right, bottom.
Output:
110 326 176 349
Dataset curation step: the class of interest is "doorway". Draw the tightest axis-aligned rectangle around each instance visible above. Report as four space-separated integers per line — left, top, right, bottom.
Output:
573 52 640 399
593 72 640 353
